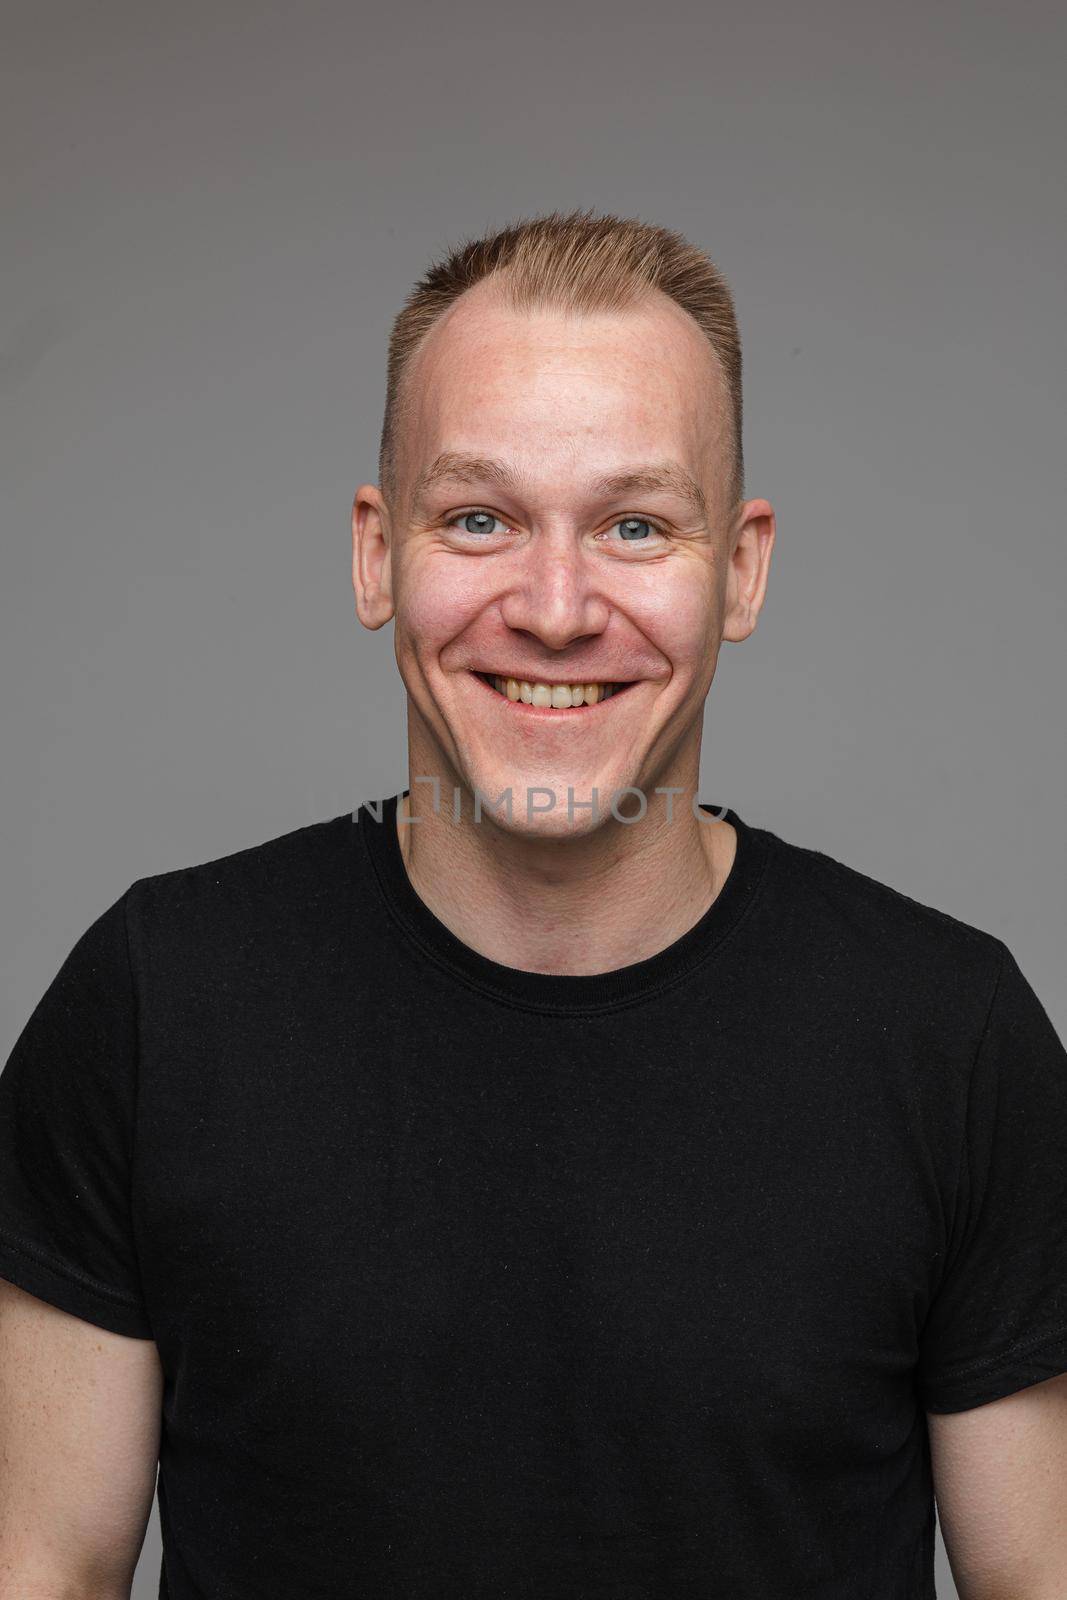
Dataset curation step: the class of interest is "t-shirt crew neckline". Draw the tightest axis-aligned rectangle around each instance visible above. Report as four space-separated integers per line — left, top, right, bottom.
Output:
357 789 772 1014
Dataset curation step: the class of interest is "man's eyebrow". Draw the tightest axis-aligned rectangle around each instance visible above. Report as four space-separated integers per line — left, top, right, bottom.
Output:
411 452 709 521
591 465 708 521
411 453 524 510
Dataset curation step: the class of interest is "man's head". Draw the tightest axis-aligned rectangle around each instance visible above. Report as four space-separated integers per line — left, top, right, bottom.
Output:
352 208 774 837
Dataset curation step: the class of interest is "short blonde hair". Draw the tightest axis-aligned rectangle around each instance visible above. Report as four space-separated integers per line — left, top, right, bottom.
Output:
378 206 743 514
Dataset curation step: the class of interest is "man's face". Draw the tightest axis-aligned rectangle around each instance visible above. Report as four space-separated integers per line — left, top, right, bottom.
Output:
354 279 772 837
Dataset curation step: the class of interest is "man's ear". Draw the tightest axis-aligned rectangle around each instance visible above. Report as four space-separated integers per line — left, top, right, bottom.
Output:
722 498 776 643
351 485 395 629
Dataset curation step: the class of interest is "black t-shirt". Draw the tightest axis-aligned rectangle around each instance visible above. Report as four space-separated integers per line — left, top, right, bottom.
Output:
2 791 1066 1599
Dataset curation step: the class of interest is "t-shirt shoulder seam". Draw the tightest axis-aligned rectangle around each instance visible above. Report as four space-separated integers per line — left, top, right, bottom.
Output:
934 938 1013 1305
973 938 1012 1056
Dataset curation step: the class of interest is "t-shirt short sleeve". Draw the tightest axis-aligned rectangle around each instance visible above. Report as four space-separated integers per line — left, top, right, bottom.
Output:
0 887 153 1338
919 940 1067 1412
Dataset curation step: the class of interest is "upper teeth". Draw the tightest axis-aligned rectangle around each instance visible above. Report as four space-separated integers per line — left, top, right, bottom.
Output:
488 675 620 707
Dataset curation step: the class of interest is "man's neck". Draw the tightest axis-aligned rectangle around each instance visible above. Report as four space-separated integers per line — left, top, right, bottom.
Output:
395 786 737 978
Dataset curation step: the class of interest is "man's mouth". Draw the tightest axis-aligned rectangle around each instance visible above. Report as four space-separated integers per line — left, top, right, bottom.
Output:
469 670 636 709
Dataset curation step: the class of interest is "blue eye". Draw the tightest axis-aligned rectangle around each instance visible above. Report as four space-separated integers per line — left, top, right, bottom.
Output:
447 511 506 536
609 517 658 541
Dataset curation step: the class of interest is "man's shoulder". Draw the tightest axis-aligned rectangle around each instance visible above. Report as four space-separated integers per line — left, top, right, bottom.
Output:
753 815 1007 993
121 810 363 951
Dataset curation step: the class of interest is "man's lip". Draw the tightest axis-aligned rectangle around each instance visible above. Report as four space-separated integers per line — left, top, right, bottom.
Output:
467 668 635 686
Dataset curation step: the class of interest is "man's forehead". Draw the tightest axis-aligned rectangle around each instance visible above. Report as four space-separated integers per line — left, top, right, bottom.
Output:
411 450 709 522
411 286 726 424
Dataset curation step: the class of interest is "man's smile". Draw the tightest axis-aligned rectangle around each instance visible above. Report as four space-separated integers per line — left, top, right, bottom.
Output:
467 668 638 713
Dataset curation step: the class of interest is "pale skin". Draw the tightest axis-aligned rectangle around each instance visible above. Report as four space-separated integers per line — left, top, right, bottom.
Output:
928 1385 1067 1599
0 1277 162 1596
0 282 1063 1600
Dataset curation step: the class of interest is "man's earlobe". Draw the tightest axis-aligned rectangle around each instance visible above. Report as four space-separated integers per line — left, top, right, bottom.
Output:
351 487 395 630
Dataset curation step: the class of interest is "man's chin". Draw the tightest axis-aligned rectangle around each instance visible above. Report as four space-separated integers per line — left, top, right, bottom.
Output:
455 770 646 836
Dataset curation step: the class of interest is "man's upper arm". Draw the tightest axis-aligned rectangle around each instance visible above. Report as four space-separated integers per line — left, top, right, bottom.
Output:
0 1276 163 1597
928 1373 1067 1600
917 940 1067 1595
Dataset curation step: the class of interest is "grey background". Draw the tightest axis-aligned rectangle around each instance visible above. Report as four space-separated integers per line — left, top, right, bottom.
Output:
3 1 1064 1593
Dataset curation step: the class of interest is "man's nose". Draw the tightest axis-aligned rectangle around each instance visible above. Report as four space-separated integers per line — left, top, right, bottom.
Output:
496 534 611 652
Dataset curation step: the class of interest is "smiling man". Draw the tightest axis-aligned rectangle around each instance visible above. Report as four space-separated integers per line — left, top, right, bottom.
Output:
352 237 769 980
1 209 1065 1600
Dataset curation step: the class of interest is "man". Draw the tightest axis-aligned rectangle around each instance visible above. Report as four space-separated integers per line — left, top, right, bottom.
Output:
1 208 1064 1599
